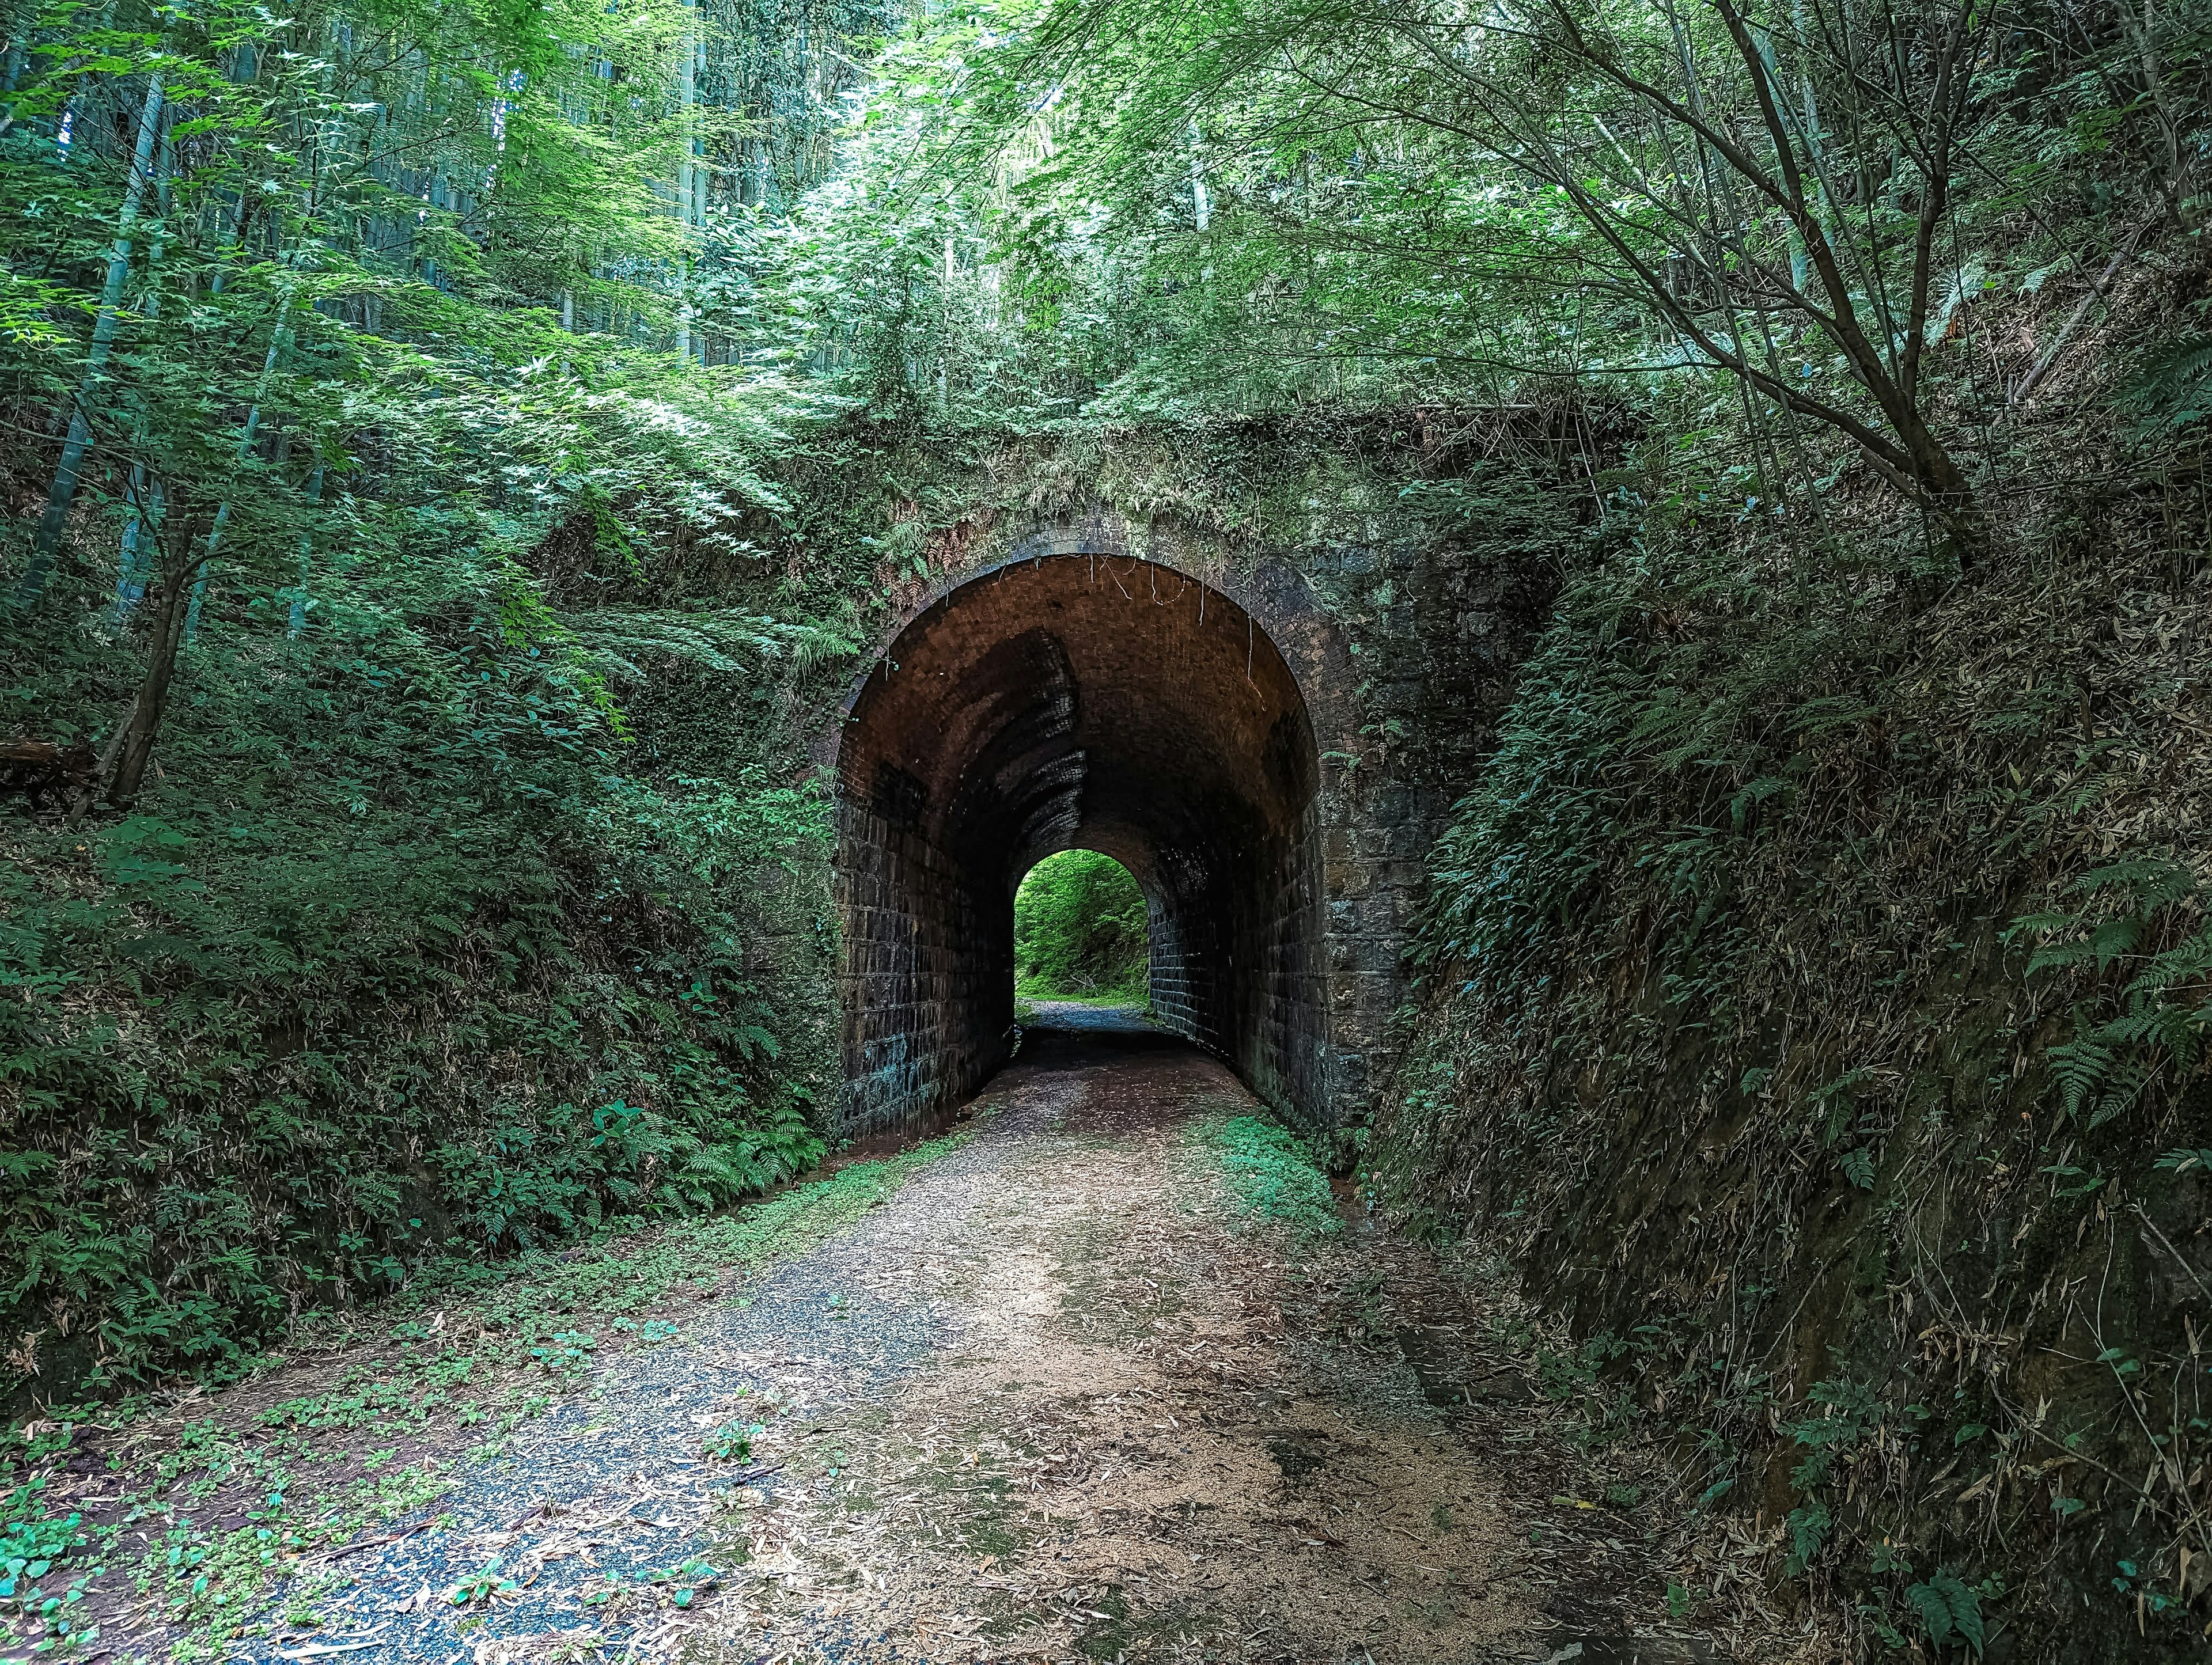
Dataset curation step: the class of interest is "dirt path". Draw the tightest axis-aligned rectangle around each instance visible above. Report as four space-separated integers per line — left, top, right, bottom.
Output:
17 1017 1736 1664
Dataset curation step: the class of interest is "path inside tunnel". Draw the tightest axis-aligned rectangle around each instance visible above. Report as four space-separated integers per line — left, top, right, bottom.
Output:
63 1015 1736 1664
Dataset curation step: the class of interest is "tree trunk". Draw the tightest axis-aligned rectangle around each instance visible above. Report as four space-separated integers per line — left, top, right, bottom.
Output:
108 543 199 810
13 69 166 609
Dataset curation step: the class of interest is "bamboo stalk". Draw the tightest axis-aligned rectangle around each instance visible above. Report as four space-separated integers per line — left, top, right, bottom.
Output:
13 66 165 608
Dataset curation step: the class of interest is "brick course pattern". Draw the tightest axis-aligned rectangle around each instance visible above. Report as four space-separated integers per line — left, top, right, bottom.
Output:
827 500 1559 1141
834 551 1331 1136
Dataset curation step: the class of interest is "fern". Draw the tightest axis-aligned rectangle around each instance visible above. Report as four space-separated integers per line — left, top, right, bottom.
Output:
1904 1569 1987 1654
2113 333 2212 433
2013 860 2212 1127
1783 1500 1832 1575
2046 1026 2114 1120
2068 856 2198 911
2082 1050 2152 1129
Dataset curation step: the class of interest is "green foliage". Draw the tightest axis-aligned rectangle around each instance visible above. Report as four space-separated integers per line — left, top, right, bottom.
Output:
0 0 892 1403
391 1127 970 1337
1 1490 86 1598
0 606 842 1395
1013 849 1148 1000
1 0 2205 1652
734 0 2211 560
1380 397 2211 1649
704 1419 763 1461
2115 332 2212 435
1904 1569 1988 1655
0 1473 105 1652
2010 858 2212 1131
448 1557 517 1607
1200 1114 1340 1238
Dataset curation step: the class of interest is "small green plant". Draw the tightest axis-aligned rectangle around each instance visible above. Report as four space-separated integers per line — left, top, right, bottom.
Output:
1 1504 86 1597
703 1421 764 1462
1904 1569 1987 1654
2112 1560 2176 1618
650 1556 719 1609
1783 1500 1831 1575
531 1333 597 1376
449 1557 517 1606
1 1489 106 1653
1201 1115 1341 1237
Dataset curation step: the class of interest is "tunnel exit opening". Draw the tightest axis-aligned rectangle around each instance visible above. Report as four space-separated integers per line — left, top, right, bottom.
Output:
1013 849 1150 1010
834 553 1331 1137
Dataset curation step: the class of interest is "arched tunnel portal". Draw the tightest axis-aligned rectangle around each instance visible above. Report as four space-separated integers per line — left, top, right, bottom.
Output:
834 553 1340 1135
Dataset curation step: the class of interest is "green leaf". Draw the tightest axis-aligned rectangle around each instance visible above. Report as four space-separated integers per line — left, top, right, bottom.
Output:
1903 1569 1987 1652
2046 1032 2113 1120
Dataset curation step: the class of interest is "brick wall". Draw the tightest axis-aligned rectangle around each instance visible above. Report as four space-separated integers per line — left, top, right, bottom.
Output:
834 800 1011 1137
824 495 1561 1141
831 550 1335 1136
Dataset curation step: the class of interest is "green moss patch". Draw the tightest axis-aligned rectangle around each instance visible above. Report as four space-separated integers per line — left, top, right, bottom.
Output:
1196 1115 1340 1239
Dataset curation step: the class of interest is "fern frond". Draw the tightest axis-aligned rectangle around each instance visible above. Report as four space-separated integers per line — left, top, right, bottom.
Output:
2047 1031 2113 1120
2067 856 2196 911
2114 333 2212 433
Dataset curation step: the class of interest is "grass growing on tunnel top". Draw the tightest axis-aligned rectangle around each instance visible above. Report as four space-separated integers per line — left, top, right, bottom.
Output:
1014 849 1149 1003
1198 1114 1342 1239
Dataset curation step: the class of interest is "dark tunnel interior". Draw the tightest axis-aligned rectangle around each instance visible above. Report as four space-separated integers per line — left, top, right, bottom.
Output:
834 554 1330 1134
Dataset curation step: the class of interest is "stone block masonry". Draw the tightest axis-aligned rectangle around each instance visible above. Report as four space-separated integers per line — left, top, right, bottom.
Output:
825 502 1558 1143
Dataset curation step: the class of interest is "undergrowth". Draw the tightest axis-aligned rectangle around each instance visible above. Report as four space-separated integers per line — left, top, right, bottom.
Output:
0 1128 971 1659
1198 1113 1341 1239
1 449 865 1405
1380 432 2212 1659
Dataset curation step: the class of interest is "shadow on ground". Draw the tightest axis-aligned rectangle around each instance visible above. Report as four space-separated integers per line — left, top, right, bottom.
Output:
22 1021 1758 1664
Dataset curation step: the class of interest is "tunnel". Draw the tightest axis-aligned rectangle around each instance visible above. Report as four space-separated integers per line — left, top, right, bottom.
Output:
834 553 1330 1134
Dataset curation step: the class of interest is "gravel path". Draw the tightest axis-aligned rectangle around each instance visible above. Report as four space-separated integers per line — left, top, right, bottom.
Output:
223 1023 1116 1665
54 1016 1728 1664
1013 1001 1157 1033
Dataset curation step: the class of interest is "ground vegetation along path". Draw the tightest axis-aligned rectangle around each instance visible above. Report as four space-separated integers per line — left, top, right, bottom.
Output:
42 1016 1752 1664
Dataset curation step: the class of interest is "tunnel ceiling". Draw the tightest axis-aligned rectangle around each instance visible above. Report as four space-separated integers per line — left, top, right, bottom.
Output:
840 555 1317 901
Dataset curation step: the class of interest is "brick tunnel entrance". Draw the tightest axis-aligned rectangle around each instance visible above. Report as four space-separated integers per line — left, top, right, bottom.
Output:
835 554 1328 1135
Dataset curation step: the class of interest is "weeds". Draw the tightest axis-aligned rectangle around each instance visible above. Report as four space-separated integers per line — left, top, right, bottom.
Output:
703 1420 763 1462
1196 1114 1340 1238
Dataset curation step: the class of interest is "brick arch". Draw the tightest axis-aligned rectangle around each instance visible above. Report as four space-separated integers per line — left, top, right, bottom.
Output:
833 551 1338 1134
